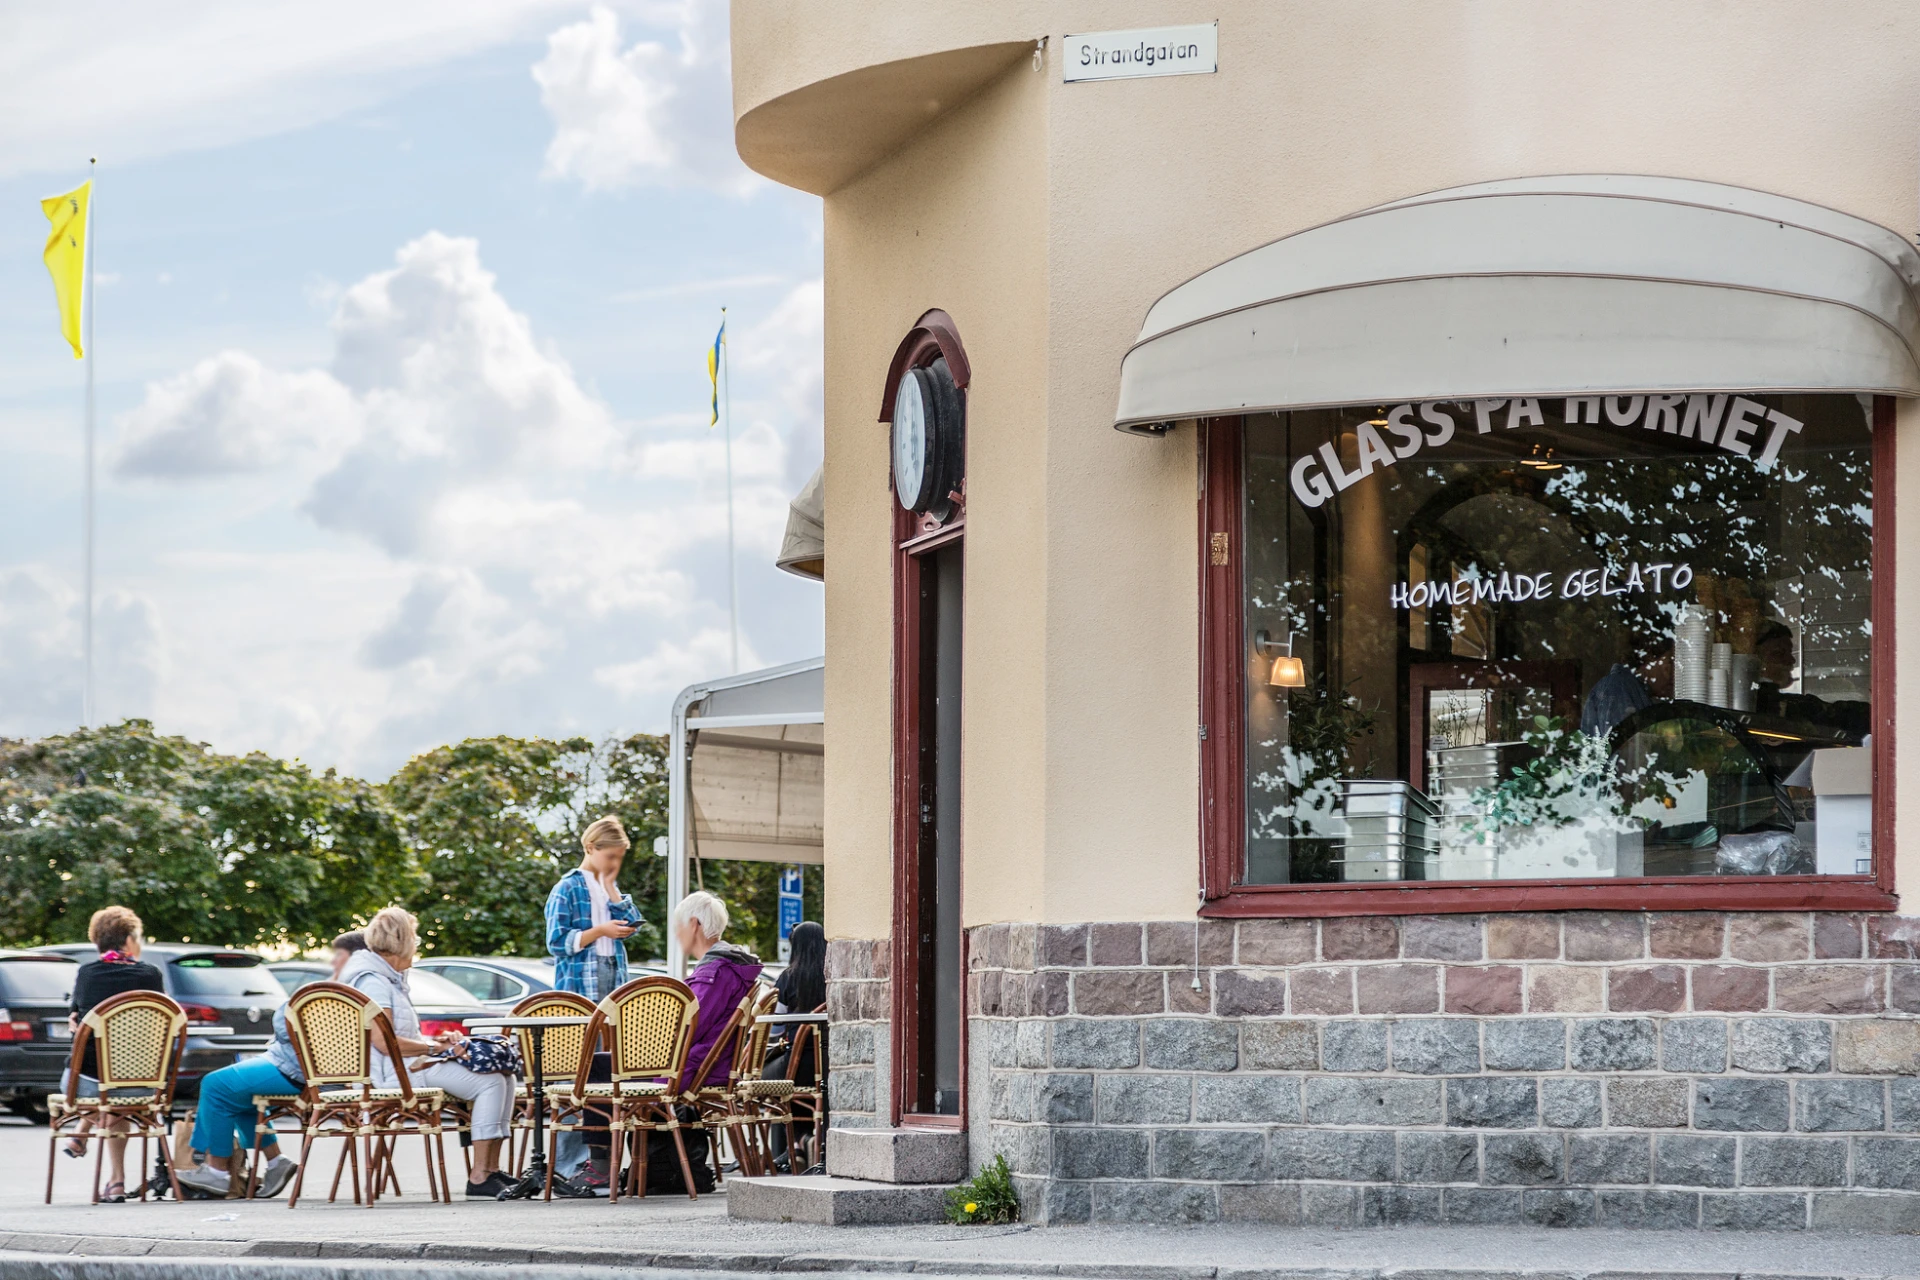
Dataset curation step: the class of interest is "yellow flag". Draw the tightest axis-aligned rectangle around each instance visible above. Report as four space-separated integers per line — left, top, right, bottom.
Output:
41 180 91 360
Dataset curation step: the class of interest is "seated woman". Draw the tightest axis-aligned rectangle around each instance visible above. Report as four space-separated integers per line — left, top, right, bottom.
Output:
677 891 766 1084
62 905 167 1203
342 907 517 1198
763 920 825 1170
174 931 367 1199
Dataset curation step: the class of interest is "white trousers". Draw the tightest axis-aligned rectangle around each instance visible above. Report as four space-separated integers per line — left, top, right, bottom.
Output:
409 1062 514 1142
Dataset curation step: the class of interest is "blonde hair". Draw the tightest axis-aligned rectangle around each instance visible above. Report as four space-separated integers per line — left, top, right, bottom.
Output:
88 905 142 953
671 890 728 943
364 906 419 961
581 815 630 855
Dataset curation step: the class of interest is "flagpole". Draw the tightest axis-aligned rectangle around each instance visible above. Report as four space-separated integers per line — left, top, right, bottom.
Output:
722 306 738 675
82 157 96 729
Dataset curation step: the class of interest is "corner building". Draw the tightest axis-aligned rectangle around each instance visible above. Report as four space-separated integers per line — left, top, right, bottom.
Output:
730 1 1920 1228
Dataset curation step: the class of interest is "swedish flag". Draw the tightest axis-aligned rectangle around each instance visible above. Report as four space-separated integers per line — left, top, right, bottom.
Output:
707 315 726 426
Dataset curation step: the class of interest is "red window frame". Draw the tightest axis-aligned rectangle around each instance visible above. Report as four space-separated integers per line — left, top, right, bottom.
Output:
1196 398 1898 917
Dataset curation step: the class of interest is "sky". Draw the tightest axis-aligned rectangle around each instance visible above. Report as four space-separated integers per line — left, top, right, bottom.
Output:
0 0 825 779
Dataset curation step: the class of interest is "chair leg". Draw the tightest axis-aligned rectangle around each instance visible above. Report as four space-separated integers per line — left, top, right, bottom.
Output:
634 1115 650 1199
44 1125 57 1204
329 1135 350 1204
607 1112 623 1206
246 1125 265 1199
438 1130 454 1204
362 1132 378 1208
543 1124 557 1202
156 1129 184 1203
91 1130 104 1205
668 1120 699 1201
289 1132 314 1208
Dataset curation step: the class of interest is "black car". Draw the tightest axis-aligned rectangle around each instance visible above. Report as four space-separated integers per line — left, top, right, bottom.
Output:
0 950 82 1122
36 943 285 1101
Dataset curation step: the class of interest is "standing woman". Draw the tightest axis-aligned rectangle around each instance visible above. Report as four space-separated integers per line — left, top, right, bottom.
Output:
763 921 825 1171
62 906 166 1202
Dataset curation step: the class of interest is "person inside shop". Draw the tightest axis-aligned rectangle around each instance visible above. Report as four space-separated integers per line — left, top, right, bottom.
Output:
174 930 367 1199
59 905 166 1202
762 920 825 1171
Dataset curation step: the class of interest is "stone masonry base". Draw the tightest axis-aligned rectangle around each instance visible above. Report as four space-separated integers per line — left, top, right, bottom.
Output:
829 912 1920 1230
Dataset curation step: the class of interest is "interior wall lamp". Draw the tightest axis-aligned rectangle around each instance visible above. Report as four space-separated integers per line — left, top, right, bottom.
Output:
1254 628 1306 688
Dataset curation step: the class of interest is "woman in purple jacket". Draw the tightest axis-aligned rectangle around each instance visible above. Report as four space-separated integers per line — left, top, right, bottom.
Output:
673 891 764 1083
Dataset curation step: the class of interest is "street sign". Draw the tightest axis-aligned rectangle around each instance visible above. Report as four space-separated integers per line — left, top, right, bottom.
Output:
778 865 804 962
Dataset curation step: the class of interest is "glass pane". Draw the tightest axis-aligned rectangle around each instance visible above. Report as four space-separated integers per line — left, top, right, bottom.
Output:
170 955 281 997
434 965 497 1002
0 960 79 1001
1242 394 1872 884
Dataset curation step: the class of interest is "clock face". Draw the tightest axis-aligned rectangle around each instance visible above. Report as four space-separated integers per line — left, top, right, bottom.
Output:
890 357 964 519
893 371 929 511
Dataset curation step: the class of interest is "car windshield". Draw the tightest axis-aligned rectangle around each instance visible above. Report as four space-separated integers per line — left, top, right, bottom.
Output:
406 968 479 1008
169 955 280 998
270 966 328 994
0 959 78 1001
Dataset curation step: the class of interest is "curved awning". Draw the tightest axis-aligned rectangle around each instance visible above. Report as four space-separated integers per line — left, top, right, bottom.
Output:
1114 175 1920 433
776 465 824 580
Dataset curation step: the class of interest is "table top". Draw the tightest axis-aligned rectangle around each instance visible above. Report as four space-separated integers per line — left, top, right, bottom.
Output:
755 1013 828 1025
186 1025 235 1037
467 1016 592 1029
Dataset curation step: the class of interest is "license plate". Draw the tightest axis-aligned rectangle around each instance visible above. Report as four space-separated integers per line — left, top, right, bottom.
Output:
45 1021 71 1040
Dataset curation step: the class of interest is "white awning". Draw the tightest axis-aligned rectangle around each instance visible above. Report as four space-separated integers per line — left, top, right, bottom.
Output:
776 465 824 580
1114 175 1920 433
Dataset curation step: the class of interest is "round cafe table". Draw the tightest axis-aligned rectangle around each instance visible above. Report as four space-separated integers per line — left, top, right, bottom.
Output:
755 1012 829 1174
466 1015 593 1200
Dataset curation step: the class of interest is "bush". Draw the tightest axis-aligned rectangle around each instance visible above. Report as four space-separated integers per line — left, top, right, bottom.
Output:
943 1153 1019 1225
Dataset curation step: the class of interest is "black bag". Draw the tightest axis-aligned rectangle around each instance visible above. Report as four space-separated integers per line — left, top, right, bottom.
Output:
641 1106 715 1194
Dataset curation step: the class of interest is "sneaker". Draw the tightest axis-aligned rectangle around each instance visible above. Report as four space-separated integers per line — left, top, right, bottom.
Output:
466 1170 515 1199
176 1164 231 1198
253 1156 297 1199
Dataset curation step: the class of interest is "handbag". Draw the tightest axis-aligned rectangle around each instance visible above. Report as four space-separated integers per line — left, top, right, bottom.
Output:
431 1034 521 1076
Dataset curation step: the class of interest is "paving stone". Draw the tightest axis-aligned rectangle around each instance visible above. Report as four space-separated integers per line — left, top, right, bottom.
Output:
1052 1019 1140 1069
1242 1020 1317 1070
1216 969 1288 1017
1289 967 1354 1015
1598 1189 1701 1228
1484 1132 1564 1184
1813 913 1866 959
1609 965 1686 1012
1699 1191 1808 1230
1567 1134 1651 1184
1399 1130 1479 1183
1565 913 1645 960
1362 1185 1446 1226
1391 1018 1480 1074
1270 1127 1395 1181
1731 1018 1831 1073
1660 1018 1728 1073
1096 1073 1192 1125
1694 1078 1790 1131
1528 966 1603 1012
1655 1135 1737 1187
1774 966 1884 1014
1728 913 1810 962
1145 920 1235 968
1322 916 1399 960
1151 1127 1265 1180
1052 1127 1150 1179
1144 1018 1238 1071
1485 1018 1565 1071
1192 1073 1301 1124
1794 1077 1884 1132
1649 913 1726 959
1403 915 1485 961
1692 965 1770 1012
1607 1077 1689 1128
1445 965 1522 1014
1523 1188 1597 1226
1217 1181 1303 1223
1235 919 1314 966
1446 1076 1537 1128
1090 1179 1217 1224
1089 922 1143 966
1851 1136 1920 1190
1570 1018 1656 1070
1321 1020 1388 1072
1356 965 1440 1014
1541 1077 1602 1128
1443 1187 1526 1223
1303 1075 1442 1126
1740 1136 1847 1186
1835 1020 1920 1074
1075 969 1165 1016
1300 1182 1361 1226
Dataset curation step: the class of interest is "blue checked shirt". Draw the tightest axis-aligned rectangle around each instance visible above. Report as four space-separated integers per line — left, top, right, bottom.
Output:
544 868 642 1000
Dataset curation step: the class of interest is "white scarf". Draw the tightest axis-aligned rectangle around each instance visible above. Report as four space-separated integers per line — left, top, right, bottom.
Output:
583 871 615 957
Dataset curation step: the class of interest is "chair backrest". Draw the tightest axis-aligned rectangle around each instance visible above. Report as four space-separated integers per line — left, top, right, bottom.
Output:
581 976 696 1089
508 990 597 1082
284 981 385 1091
729 985 779 1087
76 990 187 1095
783 1001 827 1083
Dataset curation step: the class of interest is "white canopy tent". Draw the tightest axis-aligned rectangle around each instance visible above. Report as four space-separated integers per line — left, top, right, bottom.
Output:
665 655 825 975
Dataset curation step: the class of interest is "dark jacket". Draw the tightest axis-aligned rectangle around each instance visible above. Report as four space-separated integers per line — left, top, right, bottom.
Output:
69 958 165 1080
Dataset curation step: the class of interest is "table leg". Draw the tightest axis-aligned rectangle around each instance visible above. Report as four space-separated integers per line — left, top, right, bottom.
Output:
501 1027 548 1200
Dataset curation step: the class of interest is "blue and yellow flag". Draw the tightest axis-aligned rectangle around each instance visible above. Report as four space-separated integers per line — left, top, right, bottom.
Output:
41 180 90 360
707 314 726 426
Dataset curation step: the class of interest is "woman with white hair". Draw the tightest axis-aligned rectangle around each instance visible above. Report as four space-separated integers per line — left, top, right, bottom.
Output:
674 891 765 1084
340 906 516 1199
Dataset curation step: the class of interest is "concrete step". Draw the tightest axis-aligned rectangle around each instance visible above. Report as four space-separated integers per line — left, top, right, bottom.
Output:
724 1174 952 1225
825 1125 969 1183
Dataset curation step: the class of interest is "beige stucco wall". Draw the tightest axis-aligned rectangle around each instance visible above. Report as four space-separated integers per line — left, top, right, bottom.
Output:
745 0 1920 938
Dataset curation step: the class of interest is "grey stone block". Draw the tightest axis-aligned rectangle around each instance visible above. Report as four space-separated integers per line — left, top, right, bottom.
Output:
1052 1128 1150 1180
990 1121 1051 1176
1015 1019 1049 1068
836 1021 877 1066
1035 1073 1094 1124
1300 1182 1361 1227
1145 1018 1238 1072
1694 1078 1791 1132
1091 1179 1218 1224
1795 1078 1884 1132
1656 1135 1737 1187
1608 1077 1688 1128
1364 1185 1445 1225
1096 1073 1191 1125
1485 1018 1565 1071
1700 1191 1808 1230
990 1072 1036 1122
1598 1189 1700 1228
1661 1019 1728 1073
1524 1188 1597 1227
1444 1187 1526 1224
1810 1190 1920 1232
1218 1181 1303 1223
1392 1018 1481 1074
1484 1132 1564 1184
1303 1075 1442 1126
1052 1019 1140 1069
1852 1136 1920 1190
1321 1020 1389 1071
1033 1176 1091 1224
1740 1136 1847 1187
832 1068 877 1114
725 1176 951 1226
1242 1020 1318 1070
1400 1130 1479 1183
1570 1018 1657 1070
1731 1018 1832 1073
1894 1079 1920 1131
1447 1076 1537 1128
1193 1072 1301 1124
1541 1078 1602 1128
1270 1127 1395 1181
1568 1134 1651 1184
1153 1127 1266 1180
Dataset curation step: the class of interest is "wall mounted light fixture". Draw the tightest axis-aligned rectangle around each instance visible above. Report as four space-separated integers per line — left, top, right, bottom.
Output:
1254 628 1306 688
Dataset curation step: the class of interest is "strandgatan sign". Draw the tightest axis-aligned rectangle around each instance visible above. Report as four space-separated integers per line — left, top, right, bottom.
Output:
1062 24 1218 83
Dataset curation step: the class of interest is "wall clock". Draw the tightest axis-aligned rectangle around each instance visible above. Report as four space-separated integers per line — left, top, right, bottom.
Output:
892 356 965 520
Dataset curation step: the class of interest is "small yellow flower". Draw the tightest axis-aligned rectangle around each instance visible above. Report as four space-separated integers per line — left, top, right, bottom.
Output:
964 1202 978 1214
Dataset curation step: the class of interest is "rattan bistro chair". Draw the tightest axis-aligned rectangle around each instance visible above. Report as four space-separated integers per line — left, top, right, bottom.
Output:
45 989 189 1204
688 986 778 1177
750 1001 825 1173
505 990 597 1175
544 976 699 1203
280 981 451 1208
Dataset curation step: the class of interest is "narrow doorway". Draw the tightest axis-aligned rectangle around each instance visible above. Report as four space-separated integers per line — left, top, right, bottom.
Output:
913 542 964 1114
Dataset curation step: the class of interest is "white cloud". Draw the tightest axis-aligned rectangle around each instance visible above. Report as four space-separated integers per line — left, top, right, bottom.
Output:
737 279 825 490
593 626 754 701
532 2 760 196
115 350 362 478
0 568 163 733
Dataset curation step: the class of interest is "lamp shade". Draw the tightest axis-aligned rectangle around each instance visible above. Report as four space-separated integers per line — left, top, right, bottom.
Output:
1269 655 1306 688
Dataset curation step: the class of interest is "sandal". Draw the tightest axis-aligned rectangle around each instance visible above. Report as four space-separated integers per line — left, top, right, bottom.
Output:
62 1137 88 1159
98 1180 126 1204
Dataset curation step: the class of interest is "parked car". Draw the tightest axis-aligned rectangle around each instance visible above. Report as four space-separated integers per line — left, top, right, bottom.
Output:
266 961 487 1037
414 955 668 1008
35 943 285 1100
0 950 82 1122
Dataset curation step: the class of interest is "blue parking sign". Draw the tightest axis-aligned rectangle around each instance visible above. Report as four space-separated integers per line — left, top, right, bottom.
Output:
778 865 804 961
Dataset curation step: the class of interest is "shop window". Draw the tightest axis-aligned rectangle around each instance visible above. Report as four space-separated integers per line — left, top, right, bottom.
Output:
1202 394 1894 914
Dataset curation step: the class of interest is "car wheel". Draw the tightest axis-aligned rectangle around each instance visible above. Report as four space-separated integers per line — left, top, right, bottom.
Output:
10 1095 51 1125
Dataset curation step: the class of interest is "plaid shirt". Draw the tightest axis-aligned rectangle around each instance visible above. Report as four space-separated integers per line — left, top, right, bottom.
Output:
544 867 641 1000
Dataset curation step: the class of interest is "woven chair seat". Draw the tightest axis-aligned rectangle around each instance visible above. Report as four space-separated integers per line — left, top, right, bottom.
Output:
316 1087 446 1104
738 1079 798 1098
545 1081 667 1099
51 1092 160 1113
253 1093 303 1103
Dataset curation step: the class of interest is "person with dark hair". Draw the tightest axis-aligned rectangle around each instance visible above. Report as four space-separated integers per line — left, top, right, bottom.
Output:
61 906 166 1200
764 921 825 1170
175 931 367 1199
